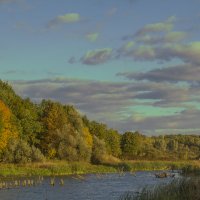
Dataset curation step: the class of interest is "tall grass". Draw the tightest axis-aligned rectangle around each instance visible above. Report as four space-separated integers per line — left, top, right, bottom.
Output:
181 161 200 176
116 160 195 172
0 160 199 177
119 178 200 200
0 161 118 177
118 160 200 200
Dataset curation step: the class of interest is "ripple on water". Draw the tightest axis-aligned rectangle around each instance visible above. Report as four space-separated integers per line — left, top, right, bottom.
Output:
0 171 178 200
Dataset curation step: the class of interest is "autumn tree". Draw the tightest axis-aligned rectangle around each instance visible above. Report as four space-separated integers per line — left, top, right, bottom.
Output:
0 100 18 151
39 100 70 156
39 100 93 161
0 81 42 145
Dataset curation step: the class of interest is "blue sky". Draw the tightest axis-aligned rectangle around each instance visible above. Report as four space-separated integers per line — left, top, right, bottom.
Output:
1 0 200 134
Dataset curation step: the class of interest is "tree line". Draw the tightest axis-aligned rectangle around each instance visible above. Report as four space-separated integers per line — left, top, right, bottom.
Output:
0 80 200 164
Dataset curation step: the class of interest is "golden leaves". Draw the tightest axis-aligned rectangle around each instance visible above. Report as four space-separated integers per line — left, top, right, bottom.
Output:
0 100 18 150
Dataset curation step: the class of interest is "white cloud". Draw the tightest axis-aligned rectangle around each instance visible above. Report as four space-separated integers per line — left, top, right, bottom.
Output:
81 48 113 65
47 13 81 28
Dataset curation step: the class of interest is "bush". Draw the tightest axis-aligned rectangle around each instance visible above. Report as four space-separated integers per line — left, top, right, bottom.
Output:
2 139 45 163
58 143 78 161
117 162 132 172
14 140 32 163
91 136 107 164
31 145 45 162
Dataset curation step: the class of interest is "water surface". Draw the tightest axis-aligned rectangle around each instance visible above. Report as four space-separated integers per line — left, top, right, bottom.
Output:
0 171 178 200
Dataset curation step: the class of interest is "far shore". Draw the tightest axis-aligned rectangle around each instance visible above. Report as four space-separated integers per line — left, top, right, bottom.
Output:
0 160 199 177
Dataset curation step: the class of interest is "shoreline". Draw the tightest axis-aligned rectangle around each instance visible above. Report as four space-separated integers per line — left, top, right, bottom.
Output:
0 160 199 177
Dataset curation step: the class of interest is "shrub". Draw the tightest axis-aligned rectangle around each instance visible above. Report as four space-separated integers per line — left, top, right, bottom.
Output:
2 139 45 163
31 145 45 162
91 136 107 164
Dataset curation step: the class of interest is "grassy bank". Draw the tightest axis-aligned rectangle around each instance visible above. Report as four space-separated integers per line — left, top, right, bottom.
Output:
0 160 199 177
119 178 200 200
115 160 200 172
0 161 118 177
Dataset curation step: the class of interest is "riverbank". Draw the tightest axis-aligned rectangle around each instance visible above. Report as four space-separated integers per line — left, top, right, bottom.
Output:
0 160 199 177
119 160 200 200
119 160 199 171
120 178 200 200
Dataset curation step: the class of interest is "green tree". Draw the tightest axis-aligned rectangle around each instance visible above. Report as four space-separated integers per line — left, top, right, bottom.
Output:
167 139 178 152
121 131 143 159
39 100 92 161
154 135 167 151
89 121 121 157
91 136 107 164
105 129 121 157
2 139 45 163
0 81 42 145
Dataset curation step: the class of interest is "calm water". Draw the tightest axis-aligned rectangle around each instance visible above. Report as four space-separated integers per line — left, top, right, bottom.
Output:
0 171 178 200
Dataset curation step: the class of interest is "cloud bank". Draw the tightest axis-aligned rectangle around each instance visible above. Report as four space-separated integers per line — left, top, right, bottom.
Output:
11 77 200 134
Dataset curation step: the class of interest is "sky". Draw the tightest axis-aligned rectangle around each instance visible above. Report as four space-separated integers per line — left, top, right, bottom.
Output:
1 0 200 135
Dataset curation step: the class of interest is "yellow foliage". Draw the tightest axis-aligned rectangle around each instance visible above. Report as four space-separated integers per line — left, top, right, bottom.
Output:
0 100 18 150
48 148 57 159
82 127 93 148
42 103 68 131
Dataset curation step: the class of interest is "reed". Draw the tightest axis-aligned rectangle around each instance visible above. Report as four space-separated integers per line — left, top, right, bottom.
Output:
59 178 64 186
182 162 200 176
119 178 200 200
50 177 55 186
0 176 45 190
22 179 27 187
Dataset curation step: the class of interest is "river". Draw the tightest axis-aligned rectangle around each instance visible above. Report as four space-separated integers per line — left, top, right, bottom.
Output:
0 171 178 200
